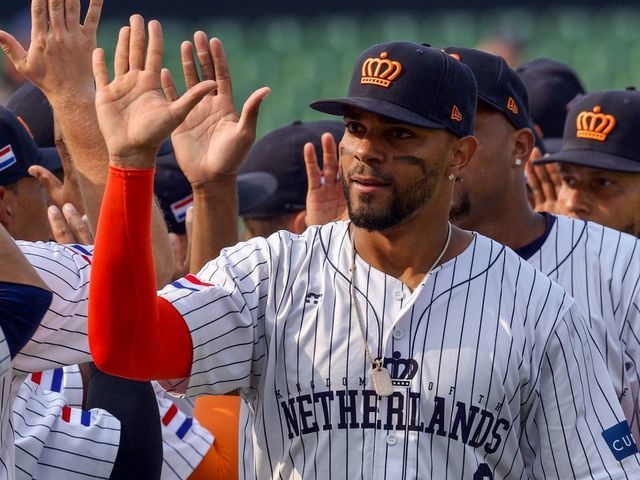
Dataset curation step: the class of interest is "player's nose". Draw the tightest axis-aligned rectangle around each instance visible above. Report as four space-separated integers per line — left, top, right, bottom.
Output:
353 135 385 166
560 185 590 216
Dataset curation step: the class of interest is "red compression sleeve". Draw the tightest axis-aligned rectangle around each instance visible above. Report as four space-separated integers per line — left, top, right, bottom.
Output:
88 166 192 380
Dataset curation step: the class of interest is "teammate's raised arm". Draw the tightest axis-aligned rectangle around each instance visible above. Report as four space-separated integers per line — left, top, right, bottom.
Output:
165 32 269 272
88 16 216 379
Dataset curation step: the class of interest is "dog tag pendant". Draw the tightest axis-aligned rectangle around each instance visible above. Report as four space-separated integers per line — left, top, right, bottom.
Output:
370 365 394 397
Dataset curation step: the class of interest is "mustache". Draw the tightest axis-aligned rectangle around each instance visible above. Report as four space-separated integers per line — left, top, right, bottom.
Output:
340 146 393 183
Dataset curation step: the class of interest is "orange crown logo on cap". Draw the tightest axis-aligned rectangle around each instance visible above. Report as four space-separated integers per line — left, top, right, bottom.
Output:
576 106 616 142
361 52 403 88
507 97 519 115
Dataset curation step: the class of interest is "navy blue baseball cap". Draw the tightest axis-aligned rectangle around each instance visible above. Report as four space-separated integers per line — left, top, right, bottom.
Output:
516 58 585 140
444 46 531 131
0 105 60 186
240 120 344 218
154 140 277 234
7 82 56 149
533 88 640 172
310 41 477 138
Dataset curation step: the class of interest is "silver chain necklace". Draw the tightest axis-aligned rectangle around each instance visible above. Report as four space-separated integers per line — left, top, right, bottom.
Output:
349 222 453 397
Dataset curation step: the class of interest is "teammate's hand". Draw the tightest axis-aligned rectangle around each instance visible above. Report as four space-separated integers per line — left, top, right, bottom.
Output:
304 133 348 226
48 203 93 245
93 16 217 167
525 147 564 214
29 127 86 216
0 0 102 100
162 33 270 188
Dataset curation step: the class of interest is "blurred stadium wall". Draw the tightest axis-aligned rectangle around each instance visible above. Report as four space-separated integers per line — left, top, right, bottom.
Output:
1 2 638 137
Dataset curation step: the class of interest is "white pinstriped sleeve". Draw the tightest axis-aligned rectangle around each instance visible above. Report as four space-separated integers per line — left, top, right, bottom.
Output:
13 381 120 480
524 303 640 478
0 330 11 379
13 242 94 373
158 236 274 398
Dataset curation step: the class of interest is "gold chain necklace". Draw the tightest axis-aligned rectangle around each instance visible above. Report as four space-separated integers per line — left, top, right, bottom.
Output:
349 222 452 397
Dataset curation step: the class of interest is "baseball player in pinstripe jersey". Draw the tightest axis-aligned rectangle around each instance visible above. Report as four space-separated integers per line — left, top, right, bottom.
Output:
446 47 640 441
86 26 639 479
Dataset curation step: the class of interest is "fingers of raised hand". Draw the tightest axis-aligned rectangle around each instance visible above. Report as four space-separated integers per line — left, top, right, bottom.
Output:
0 31 27 68
128 14 146 71
210 37 232 96
28 165 63 200
92 48 109 88
63 203 93 243
321 133 339 183
303 142 322 190
145 20 164 73
64 0 82 32
194 31 215 82
180 41 200 89
161 68 179 102
83 0 104 36
238 87 271 139
48 205 76 243
114 26 132 76
48 0 67 34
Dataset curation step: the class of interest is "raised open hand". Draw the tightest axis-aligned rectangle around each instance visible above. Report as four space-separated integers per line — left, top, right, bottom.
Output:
161 32 270 187
525 147 564 214
304 133 348 226
93 16 217 167
0 0 103 98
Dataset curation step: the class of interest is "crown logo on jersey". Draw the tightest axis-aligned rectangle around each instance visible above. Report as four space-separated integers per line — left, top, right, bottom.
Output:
451 105 463 122
507 97 519 115
576 105 616 142
361 52 403 88
383 351 419 387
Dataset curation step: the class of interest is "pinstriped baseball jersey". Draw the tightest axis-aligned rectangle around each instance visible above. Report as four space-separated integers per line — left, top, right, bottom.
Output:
0 332 11 380
10 242 213 480
0 241 95 479
13 380 120 479
524 215 640 441
159 221 640 479
152 383 214 480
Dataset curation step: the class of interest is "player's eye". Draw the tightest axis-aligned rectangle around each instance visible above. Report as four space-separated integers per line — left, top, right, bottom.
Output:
389 127 414 139
560 175 577 188
344 121 364 135
595 177 614 188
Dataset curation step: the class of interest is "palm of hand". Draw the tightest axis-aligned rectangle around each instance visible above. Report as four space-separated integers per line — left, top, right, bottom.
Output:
172 96 250 184
307 181 347 226
96 71 177 158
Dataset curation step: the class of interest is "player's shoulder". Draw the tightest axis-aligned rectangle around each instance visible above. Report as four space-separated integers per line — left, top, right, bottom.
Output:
473 231 573 304
554 215 640 264
16 240 93 272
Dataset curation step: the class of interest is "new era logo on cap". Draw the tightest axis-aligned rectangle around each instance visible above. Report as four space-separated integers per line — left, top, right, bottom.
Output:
0 145 17 172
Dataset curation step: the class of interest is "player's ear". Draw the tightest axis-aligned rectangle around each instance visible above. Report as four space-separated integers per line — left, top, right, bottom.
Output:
511 128 535 167
0 186 13 229
448 134 477 178
291 210 308 234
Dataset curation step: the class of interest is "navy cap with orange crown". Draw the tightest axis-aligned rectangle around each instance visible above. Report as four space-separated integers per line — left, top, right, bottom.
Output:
7 82 56 149
443 46 531 131
310 41 477 138
533 88 640 173
0 105 60 186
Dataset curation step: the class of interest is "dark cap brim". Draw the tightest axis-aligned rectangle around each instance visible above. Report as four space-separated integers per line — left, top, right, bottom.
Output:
237 172 278 215
533 148 640 173
38 147 62 172
310 97 446 130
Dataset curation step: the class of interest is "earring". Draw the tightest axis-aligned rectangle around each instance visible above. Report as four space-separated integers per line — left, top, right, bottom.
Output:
514 158 523 166
448 174 456 181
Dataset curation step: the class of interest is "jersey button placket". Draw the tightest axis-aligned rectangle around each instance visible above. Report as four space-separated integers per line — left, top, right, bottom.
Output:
385 433 398 446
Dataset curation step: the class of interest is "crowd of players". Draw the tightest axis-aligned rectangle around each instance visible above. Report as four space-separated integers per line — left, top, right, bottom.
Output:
0 0 640 478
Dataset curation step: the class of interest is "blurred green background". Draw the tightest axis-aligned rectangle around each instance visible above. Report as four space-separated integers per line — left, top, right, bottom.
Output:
3 6 640 138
